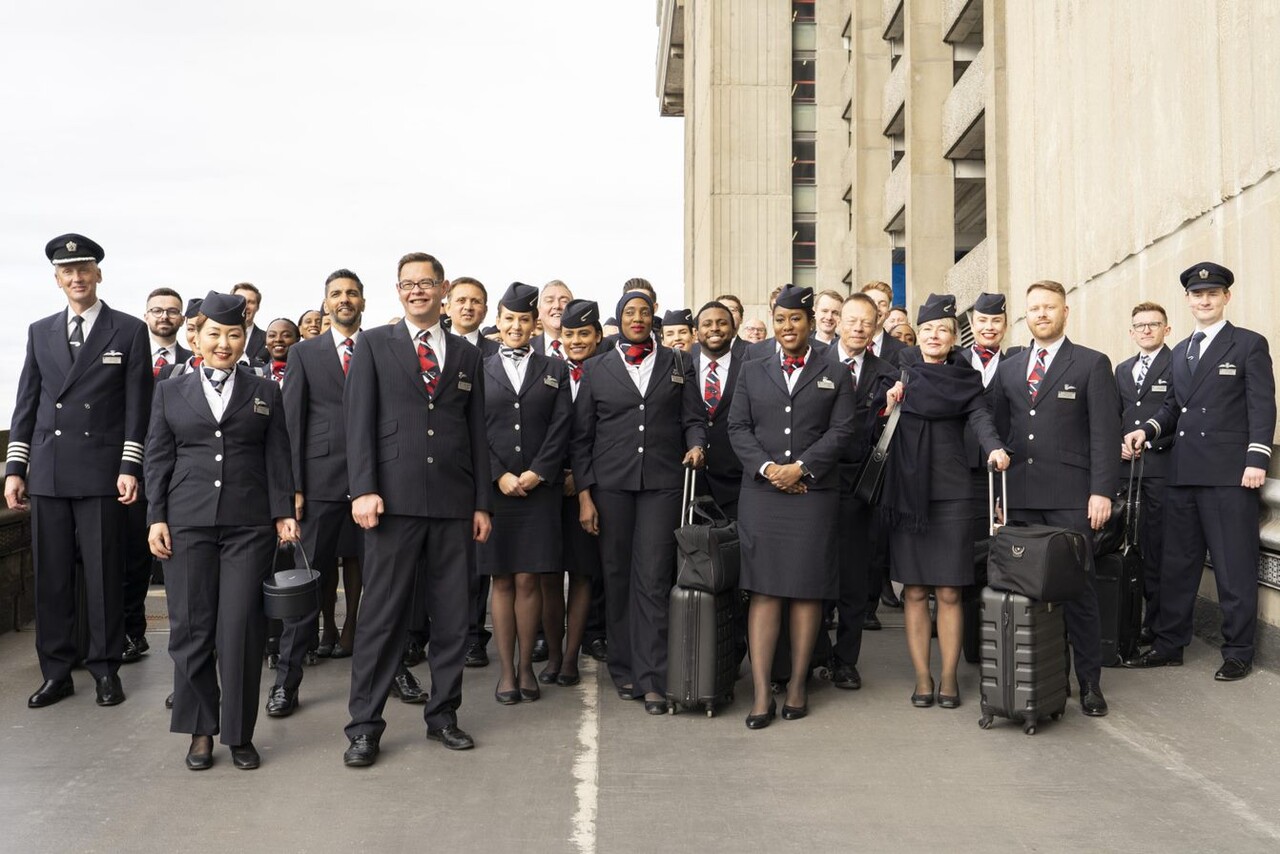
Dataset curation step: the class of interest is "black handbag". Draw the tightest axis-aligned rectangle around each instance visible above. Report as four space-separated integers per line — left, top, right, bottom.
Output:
1093 455 1143 557
262 541 321 620
852 383 904 506
985 466 1090 603
674 466 741 594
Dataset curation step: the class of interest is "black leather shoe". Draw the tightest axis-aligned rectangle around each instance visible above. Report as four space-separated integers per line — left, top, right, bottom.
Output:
343 734 379 767
402 639 425 667
121 634 150 663
586 638 608 662
28 679 75 708
644 699 667 715
780 703 808 721
937 691 962 709
1124 648 1183 668
330 643 352 660
831 663 862 690
95 674 126 706
537 664 560 684
863 613 882 631
531 638 549 663
315 641 335 658
164 692 174 709
465 643 489 668
616 685 640 701
186 735 214 771
230 742 260 769
520 685 541 703
495 683 521 705
390 667 427 704
427 724 475 750
1080 682 1108 716
1138 626 1156 646
1215 658 1252 681
911 680 935 708
745 700 776 730
557 672 581 687
304 650 318 666
266 684 298 717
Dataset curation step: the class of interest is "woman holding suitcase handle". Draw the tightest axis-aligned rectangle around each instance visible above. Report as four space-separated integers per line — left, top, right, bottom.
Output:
880 294 1009 710
727 285 856 729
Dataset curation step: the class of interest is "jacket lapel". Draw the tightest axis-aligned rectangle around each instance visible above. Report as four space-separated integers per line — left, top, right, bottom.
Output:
1185 324 1236 398
1136 347 1170 400
222 366 257 421
643 347 676 401
484 351 516 395
1033 339 1075 402
393 322 431 401
176 370 219 427
61 305 118 394
518 352 549 397
46 312 73 384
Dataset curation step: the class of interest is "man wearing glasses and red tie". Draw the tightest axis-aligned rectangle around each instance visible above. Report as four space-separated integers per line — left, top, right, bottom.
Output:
341 253 492 766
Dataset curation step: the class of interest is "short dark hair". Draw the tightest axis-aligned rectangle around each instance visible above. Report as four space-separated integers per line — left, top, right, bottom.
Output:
695 300 737 329
450 276 488 300
297 309 322 326
231 282 261 299
397 252 444 280
325 268 364 294
146 287 182 304
267 317 301 337
622 277 656 298
1131 301 1168 322
1027 279 1066 298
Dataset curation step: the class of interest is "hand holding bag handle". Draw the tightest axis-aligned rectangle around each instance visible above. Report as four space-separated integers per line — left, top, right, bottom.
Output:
853 370 908 505
988 461 1009 537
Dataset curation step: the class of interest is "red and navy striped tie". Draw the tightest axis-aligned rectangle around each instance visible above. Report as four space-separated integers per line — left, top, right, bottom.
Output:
1027 348 1048 400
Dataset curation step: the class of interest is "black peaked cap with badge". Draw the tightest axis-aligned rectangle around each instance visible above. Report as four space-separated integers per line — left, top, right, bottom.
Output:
1179 262 1234 291
45 233 104 265
917 293 957 325
562 299 601 330
774 284 814 311
499 282 539 314
973 292 1006 315
200 291 247 326
662 309 694 329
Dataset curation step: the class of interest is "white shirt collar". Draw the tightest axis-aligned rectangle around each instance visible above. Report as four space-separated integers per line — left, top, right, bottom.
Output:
1030 335 1066 359
330 326 360 348
1194 318 1227 346
150 335 177 358
67 300 102 327
837 341 865 366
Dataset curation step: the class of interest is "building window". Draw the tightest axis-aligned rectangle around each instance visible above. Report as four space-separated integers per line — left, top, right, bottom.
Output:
792 139 816 185
792 59 815 103
792 222 817 268
792 0 816 24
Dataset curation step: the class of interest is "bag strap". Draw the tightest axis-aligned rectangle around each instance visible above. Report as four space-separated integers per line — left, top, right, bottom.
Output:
690 495 730 526
1124 454 1144 549
271 538 312 573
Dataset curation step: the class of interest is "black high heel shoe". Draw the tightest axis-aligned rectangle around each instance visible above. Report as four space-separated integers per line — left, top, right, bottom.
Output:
780 702 809 721
911 679 936 708
495 680 521 706
937 691 961 709
538 663 561 685
745 699 777 730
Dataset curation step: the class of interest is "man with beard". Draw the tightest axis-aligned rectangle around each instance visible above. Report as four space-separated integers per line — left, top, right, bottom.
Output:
448 277 498 357
532 280 572 359
689 301 748 519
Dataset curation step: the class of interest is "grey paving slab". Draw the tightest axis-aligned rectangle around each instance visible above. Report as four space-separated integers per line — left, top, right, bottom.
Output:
2 615 1279 854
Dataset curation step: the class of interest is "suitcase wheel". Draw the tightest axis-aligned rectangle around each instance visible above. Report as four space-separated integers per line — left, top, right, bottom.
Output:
1050 712 1063 721
978 715 993 729
668 704 677 716
705 706 715 718
1023 721 1037 736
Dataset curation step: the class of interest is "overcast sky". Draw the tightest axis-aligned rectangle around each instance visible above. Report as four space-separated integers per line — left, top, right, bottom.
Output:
0 1 683 424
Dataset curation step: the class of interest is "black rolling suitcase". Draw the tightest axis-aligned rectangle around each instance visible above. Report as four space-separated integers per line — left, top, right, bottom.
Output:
667 468 740 717
978 469 1070 735
1098 458 1144 666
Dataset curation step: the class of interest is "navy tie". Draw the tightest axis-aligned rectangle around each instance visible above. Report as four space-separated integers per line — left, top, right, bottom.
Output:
68 315 85 362
1187 331 1206 375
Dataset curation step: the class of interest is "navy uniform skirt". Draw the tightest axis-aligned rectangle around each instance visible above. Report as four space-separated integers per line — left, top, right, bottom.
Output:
561 494 602 578
738 485 839 600
479 484 563 575
889 499 973 587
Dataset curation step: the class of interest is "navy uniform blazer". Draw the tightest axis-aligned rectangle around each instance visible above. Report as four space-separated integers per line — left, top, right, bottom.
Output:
344 321 492 518
727 351 857 492
570 344 707 493
1116 345 1173 478
873 332 906 366
144 367 293 527
482 351 574 484
1139 323 1275 486
6 303 152 497
688 338 750 509
991 338 1121 510
282 333 354 502
821 347 897 482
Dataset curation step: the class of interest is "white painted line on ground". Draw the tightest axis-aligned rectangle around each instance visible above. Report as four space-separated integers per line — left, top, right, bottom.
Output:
570 658 600 854
1099 714 1280 842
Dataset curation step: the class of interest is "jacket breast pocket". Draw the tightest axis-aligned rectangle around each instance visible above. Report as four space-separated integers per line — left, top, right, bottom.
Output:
378 419 398 438
377 442 398 463
304 440 329 459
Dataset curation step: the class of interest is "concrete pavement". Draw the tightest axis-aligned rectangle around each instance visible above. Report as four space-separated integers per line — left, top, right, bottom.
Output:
2 609 1279 853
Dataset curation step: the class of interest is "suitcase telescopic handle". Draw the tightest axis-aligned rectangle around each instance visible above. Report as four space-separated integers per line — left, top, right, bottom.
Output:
987 462 1008 536
1123 453 1144 549
682 464 697 526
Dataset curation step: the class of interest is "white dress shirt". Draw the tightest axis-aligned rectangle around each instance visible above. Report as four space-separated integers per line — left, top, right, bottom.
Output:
199 366 236 422
1025 335 1067 380
150 336 178 369
968 346 1002 388
501 349 531 390
331 326 360 367
67 300 103 344
781 346 811 394
698 349 732 398
456 328 481 347
1191 318 1227 362
616 339 656 395
836 342 865 385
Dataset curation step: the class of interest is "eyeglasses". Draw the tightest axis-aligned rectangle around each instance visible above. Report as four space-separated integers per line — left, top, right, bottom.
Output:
397 279 442 292
1131 322 1164 331
146 308 183 318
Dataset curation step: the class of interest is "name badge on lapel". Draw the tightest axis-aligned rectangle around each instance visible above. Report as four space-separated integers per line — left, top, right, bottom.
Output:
457 371 473 392
817 376 835 390
671 372 684 385
102 350 123 365
1058 384 1077 400
1218 362 1237 376
253 397 270 416
544 375 560 389
1151 382 1168 393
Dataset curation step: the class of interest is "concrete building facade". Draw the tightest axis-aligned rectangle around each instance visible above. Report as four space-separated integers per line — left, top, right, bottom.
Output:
657 0 1280 641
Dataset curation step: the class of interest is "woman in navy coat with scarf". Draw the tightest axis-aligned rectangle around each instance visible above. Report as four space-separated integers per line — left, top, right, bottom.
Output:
728 285 856 729
880 294 1008 710
573 290 706 715
145 291 298 771
478 283 574 704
